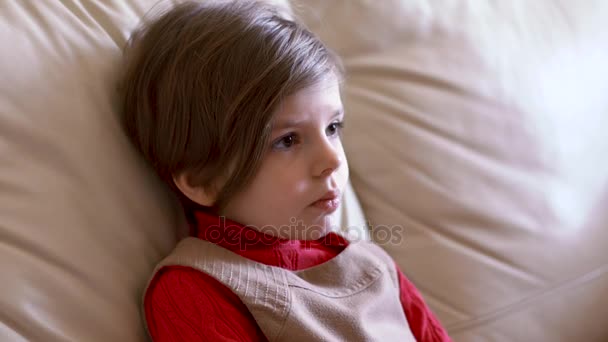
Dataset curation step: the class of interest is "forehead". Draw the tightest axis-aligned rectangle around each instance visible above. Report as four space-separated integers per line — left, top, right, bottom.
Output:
272 77 343 126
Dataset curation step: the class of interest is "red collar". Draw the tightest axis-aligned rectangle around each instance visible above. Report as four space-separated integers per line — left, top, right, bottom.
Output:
192 210 349 254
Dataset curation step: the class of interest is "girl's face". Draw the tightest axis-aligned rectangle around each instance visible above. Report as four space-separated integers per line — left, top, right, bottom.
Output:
220 76 349 240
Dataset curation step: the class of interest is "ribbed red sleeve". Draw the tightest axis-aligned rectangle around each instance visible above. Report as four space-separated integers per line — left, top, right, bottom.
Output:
144 266 268 342
396 263 452 341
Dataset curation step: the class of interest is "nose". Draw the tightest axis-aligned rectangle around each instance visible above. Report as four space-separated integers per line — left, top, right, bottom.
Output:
312 137 342 178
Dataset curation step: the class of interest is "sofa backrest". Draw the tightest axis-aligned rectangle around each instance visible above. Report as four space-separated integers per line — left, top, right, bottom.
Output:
0 0 290 340
292 0 608 340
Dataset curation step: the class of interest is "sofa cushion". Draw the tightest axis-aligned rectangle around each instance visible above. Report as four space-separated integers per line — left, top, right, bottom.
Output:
0 1 179 340
292 0 608 340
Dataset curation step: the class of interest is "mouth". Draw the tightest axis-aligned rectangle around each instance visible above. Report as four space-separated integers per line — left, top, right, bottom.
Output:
309 189 341 213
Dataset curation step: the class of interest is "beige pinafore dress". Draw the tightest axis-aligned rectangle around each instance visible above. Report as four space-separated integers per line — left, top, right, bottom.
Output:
145 237 416 341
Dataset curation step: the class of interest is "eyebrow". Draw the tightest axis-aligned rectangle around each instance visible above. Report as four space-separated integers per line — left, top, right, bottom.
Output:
272 109 344 131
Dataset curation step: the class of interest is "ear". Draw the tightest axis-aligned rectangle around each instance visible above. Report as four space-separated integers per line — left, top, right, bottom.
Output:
173 172 217 207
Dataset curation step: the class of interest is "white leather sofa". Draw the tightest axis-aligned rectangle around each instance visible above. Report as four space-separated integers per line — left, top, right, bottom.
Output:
1 1 606 341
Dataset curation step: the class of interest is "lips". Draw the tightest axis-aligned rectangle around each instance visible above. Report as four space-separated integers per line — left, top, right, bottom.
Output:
310 190 341 213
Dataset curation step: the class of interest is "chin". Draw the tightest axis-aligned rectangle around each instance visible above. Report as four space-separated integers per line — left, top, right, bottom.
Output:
309 215 339 237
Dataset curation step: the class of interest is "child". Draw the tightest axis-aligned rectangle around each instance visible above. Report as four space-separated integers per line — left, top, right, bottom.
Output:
121 1 451 341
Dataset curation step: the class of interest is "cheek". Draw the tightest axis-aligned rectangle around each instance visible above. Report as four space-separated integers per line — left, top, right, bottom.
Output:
340 160 350 186
273 167 309 197
338 145 349 175
342 157 349 176
252 160 304 198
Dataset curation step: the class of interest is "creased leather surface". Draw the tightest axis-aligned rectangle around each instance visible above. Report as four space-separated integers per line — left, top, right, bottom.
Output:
0 1 185 340
292 1 608 341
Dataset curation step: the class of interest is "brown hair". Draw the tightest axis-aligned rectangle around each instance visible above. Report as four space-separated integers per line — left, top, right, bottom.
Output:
121 1 342 212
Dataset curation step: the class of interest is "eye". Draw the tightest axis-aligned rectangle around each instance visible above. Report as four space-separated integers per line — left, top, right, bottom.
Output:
272 133 299 150
326 121 344 137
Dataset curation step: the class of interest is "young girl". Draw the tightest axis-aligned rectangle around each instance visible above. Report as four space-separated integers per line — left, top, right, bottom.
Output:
121 1 450 341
